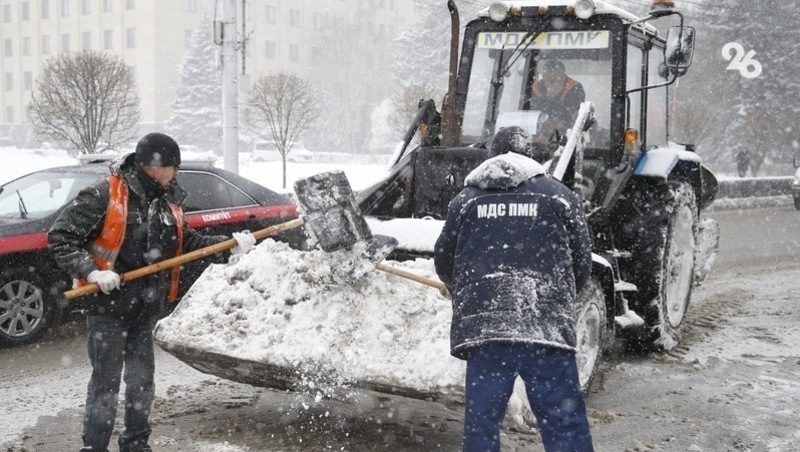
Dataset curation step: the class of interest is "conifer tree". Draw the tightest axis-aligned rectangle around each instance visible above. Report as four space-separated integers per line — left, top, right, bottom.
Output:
164 26 222 153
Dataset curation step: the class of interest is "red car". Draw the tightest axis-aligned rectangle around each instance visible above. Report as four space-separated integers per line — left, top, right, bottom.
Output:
0 161 300 346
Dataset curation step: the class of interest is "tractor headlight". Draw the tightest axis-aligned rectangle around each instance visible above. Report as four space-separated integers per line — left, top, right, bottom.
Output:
488 2 510 22
575 0 597 19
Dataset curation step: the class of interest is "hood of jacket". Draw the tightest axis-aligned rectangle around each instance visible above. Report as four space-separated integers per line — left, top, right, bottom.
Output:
109 152 187 205
464 152 547 190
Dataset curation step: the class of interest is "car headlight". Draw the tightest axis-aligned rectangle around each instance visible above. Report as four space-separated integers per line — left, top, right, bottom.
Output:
793 178 800 186
575 0 597 19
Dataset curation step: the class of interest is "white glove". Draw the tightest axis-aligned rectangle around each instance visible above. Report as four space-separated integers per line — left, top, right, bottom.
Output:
87 270 121 294
231 231 256 255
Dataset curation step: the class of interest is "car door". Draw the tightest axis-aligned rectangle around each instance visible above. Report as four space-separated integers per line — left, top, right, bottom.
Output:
177 169 262 236
174 170 263 294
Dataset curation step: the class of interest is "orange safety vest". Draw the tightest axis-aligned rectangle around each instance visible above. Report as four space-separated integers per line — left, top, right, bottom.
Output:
530 77 578 103
80 175 185 302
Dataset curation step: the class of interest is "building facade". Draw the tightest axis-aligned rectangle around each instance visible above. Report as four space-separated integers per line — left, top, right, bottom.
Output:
0 0 414 149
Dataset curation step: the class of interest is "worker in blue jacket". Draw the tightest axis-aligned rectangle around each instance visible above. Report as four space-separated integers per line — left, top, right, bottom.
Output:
434 126 594 452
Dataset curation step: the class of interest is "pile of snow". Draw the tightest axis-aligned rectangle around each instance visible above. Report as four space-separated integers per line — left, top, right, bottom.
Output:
155 239 464 395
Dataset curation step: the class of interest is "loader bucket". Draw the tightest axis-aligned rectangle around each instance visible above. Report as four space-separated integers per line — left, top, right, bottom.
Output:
154 340 463 406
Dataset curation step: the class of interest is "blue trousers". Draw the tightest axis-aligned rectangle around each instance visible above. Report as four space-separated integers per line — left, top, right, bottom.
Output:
82 315 155 452
463 342 594 452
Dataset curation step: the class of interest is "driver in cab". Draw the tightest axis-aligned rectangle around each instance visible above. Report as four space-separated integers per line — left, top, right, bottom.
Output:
530 59 585 124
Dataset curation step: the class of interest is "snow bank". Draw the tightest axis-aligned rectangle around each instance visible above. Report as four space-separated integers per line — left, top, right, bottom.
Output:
155 239 465 396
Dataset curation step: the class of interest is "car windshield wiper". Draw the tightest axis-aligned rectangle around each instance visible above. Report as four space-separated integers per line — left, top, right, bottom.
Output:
16 189 28 219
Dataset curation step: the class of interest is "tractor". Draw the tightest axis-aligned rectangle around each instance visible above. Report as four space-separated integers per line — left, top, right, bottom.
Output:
359 0 720 389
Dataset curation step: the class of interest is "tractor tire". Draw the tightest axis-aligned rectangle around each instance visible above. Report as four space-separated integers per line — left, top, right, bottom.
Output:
0 268 60 346
575 278 608 392
621 181 698 350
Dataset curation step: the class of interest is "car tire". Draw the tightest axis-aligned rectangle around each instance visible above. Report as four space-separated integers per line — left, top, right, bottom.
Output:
622 181 697 350
575 277 608 392
794 195 800 210
0 268 60 346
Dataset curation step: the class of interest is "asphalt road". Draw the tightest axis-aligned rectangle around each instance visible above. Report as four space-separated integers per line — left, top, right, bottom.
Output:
711 205 800 269
2 205 799 451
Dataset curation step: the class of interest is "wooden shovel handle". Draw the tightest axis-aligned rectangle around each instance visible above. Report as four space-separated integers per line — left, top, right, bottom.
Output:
64 217 304 300
375 262 445 290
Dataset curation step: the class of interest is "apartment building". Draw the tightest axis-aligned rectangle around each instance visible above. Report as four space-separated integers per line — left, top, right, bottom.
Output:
0 0 414 143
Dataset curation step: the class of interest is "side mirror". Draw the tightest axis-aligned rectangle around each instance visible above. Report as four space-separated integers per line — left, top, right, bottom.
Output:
665 25 695 75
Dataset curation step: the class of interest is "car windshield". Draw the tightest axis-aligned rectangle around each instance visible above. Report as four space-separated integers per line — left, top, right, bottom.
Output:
462 29 613 146
0 171 100 220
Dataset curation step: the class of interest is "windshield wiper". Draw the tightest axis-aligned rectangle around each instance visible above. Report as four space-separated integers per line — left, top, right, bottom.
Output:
16 189 28 219
487 30 543 134
496 30 541 83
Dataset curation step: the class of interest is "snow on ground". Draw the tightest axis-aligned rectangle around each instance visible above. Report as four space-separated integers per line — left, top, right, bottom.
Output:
682 271 800 365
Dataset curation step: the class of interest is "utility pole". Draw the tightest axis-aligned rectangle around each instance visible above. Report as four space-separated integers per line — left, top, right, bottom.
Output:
221 0 239 174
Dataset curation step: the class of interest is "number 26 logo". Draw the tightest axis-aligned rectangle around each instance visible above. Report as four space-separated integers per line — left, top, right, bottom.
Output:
722 42 763 79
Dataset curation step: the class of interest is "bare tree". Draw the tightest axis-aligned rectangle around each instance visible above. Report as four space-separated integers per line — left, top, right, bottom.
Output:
388 83 440 136
671 102 714 150
249 73 318 188
28 51 140 155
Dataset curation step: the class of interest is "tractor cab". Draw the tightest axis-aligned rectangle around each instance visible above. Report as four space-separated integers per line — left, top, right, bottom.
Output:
360 0 719 358
360 0 706 222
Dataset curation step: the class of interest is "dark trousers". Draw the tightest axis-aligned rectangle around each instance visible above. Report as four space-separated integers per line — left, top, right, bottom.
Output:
463 342 594 452
82 315 155 452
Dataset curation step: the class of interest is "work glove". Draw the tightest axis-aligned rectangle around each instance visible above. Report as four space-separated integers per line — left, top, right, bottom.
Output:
439 285 452 300
87 270 121 294
231 230 257 255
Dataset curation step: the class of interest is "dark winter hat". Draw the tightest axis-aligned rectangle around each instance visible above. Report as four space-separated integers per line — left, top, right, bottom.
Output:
489 126 531 158
135 132 181 167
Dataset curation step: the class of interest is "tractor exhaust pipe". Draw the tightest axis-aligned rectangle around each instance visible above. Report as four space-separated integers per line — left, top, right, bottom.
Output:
441 0 461 147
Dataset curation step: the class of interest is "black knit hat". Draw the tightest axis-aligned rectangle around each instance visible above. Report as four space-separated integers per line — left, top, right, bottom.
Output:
135 132 181 167
489 126 531 158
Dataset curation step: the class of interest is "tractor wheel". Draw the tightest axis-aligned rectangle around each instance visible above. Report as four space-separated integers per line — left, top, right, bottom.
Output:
0 268 60 346
575 278 608 392
622 181 698 350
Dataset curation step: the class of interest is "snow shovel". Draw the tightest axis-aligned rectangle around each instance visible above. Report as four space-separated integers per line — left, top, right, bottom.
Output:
63 172 367 300
294 171 445 290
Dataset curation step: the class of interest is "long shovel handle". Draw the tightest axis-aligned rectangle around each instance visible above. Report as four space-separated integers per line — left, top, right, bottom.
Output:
375 262 445 290
64 217 304 300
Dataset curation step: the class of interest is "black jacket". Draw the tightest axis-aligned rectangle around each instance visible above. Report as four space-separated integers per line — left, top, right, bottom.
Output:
48 154 227 320
434 153 592 359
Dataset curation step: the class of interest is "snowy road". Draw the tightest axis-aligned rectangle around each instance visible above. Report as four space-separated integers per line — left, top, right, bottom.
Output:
2 205 799 451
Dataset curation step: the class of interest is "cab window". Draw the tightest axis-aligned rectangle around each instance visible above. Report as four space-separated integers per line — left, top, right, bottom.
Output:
462 29 613 145
646 47 668 147
626 43 644 136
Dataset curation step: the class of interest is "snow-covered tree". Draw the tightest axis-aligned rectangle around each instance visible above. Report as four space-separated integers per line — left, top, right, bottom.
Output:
164 26 222 153
675 0 800 174
388 1 483 143
392 1 483 96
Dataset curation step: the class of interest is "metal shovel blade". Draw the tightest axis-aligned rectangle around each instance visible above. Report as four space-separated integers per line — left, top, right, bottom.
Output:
293 170 373 252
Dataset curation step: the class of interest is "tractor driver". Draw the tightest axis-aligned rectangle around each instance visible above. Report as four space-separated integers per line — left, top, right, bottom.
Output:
529 59 586 126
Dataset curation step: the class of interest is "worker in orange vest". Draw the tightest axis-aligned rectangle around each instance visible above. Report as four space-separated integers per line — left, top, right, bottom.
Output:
48 133 255 452
529 59 586 125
